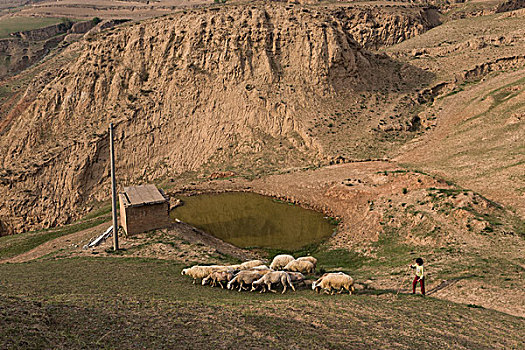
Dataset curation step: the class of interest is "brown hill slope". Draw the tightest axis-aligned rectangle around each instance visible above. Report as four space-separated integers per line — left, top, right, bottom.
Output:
0 3 434 234
388 10 525 216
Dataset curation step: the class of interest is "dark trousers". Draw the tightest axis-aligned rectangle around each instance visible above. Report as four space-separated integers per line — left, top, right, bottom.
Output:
413 277 425 295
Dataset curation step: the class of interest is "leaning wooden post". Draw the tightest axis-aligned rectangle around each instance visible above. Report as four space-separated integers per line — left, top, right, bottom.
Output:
109 123 119 251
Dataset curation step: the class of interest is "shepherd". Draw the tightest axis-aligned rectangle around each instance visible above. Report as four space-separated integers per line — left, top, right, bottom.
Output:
410 257 425 295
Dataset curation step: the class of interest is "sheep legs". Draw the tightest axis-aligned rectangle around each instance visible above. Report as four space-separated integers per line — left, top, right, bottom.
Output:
253 284 267 293
343 286 352 295
338 286 353 295
250 284 264 293
239 282 250 292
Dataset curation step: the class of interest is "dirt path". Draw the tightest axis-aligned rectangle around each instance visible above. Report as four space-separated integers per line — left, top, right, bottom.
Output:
3 221 112 264
3 219 257 265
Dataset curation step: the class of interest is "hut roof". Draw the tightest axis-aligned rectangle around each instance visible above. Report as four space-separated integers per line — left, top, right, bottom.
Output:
121 184 167 208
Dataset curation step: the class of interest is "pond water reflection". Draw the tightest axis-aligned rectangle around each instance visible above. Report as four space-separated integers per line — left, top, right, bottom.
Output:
170 192 334 250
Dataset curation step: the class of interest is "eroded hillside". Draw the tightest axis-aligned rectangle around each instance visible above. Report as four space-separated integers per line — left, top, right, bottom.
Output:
389 9 525 215
0 3 437 234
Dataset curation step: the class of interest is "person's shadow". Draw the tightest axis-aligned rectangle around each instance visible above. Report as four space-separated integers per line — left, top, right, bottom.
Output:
353 274 476 296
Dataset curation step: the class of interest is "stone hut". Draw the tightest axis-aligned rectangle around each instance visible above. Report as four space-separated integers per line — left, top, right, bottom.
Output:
119 184 171 235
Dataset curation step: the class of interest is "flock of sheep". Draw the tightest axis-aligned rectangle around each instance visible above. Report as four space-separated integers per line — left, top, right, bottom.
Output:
181 254 355 295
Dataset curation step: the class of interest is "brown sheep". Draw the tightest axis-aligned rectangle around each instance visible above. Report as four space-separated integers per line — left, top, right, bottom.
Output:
202 270 235 288
283 260 315 274
251 271 295 294
296 256 318 269
286 272 306 286
181 265 229 284
227 270 265 292
312 272 345 293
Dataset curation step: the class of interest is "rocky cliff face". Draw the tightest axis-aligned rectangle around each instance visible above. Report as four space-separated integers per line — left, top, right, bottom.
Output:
331 6 441 49
0 3 433 234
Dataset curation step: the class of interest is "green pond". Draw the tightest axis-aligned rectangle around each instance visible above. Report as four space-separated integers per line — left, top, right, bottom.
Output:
170 192 335 250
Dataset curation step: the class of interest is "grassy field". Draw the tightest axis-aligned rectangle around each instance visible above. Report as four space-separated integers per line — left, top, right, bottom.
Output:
0 215 110 261
0 257 523 349
0 17 65 38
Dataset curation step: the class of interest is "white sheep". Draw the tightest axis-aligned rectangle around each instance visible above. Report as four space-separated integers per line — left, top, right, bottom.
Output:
249 265 271 271
283 260 315 274
312 272 354 295
270 254 295 270
227 270 265 292
181 265 229 284
251 271 295 294
238 260 266 270
312 273 329 289
312 272 346 292
296 256 317 269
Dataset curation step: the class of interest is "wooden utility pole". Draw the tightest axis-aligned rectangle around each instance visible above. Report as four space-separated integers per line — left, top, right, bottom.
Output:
109 123 119 251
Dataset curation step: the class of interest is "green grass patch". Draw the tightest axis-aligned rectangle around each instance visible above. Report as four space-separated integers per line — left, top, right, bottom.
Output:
0 17 65 38
315 249 368 272
369 226 417 269
0 84 11 100
428 188 466 197
0 217 108 260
